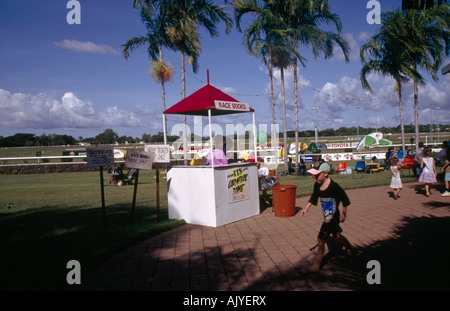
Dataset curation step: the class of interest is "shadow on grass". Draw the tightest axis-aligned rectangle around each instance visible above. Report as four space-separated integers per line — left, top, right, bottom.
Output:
0 203 184 291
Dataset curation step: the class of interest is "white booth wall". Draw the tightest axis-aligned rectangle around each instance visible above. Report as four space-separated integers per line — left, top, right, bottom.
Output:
166 162 260 227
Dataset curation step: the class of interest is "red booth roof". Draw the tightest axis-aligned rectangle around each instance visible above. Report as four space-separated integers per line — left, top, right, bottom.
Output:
164 83 254 116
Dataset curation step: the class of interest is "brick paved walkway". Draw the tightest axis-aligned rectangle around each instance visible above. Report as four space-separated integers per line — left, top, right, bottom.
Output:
82 181 450 291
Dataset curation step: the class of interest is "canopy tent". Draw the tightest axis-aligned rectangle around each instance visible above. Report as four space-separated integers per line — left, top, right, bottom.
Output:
163 71 256 167
164 83 254 116
356 132 392 151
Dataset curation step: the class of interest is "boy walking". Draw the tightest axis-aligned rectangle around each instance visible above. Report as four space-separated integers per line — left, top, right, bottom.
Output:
301 163 357 272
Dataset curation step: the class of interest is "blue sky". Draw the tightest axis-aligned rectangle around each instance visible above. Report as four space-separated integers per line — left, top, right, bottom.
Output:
1 0 449 140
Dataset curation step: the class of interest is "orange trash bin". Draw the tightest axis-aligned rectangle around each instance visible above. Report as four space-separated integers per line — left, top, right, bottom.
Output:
271 184 297 217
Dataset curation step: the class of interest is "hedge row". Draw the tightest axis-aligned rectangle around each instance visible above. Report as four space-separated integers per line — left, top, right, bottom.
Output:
0 163 99 174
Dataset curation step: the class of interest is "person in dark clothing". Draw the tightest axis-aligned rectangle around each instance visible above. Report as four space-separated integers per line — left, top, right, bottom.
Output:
301 162 357 272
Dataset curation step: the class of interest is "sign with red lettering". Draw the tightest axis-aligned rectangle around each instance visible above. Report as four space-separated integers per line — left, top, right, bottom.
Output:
214 100 250 112
326 142 352 149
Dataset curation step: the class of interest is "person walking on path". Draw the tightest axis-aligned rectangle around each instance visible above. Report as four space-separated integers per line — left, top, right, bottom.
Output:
414 142 424 176
390 157 403 200
441 145 450 197
301 162 357 273
418 146 437 197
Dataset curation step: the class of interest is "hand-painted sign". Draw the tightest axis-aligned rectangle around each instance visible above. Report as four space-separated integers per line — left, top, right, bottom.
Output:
226 167 249 203
125 150 154 170
86 147 114 167
144 145 170 163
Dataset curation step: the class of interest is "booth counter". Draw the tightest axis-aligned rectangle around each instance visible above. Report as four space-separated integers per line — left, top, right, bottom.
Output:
166 162 260 227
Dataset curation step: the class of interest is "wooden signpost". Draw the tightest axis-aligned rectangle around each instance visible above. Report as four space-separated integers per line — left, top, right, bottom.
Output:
144 145 170 223
125 150 154 225
86 147 115 228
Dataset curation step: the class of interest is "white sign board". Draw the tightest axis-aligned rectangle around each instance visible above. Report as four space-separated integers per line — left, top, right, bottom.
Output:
325 142 359 149
125 150 154 170
87 147 115 167
144 145 170 163
214 100 250 112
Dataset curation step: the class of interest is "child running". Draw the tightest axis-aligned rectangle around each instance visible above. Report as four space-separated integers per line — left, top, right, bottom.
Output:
390 157 403 200
301 162 357 273
418 146 437 197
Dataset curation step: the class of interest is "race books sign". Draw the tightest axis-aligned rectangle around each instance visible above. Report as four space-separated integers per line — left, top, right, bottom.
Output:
86 147 114 167
125 150 154 170
214 100 250 112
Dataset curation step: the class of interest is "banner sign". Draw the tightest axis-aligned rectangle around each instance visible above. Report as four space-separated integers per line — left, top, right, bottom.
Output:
144 145 170 163
86 147 114 167
325 142 359 149
214 100 250 112
300 155 314 163
226 167 250 203
125 150 154 170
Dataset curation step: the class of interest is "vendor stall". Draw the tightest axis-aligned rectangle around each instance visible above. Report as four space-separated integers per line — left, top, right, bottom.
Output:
166 162 259 227
164 71 260 227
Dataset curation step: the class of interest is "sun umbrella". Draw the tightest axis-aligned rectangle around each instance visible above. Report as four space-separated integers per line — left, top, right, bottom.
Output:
356 132 392 151
307 142 327 153
289 142 308 154
278 142 308 157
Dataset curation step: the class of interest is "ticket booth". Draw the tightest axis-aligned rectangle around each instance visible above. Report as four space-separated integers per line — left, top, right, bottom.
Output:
164 72 260 227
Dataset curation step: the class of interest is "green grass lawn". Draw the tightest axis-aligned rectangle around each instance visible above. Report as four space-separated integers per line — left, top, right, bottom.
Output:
0 169 184 290
0 164 418 290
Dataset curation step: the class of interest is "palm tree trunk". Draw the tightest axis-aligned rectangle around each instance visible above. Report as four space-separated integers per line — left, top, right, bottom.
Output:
293 61 299 176
414 80 419 150
398 83 406 154
159 46 168 145
269 61 275 126
182 52 188 165
161 79 167 144
269 62 278 167
281 68 288 175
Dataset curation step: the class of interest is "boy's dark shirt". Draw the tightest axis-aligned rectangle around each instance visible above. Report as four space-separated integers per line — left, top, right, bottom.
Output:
308 179 350 224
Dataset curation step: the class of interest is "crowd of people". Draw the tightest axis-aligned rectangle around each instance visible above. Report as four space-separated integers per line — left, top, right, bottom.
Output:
301 140 449 273
389 140 450 199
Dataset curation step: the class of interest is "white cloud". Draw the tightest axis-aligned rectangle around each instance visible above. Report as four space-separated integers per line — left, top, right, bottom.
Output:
0 89 143 130
53 39 118 55
268 68 311 109
358 32 371 41
133 104 154 116
313 75 383 114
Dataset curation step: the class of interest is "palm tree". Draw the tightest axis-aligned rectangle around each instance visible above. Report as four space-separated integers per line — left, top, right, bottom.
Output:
234 0 279 127
234 0 349 175
164 0 233 163
360 10 424 154
122 3 175 145
282 0 350 175
402 0 448 10
398 5 450 150
233 0 301 175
